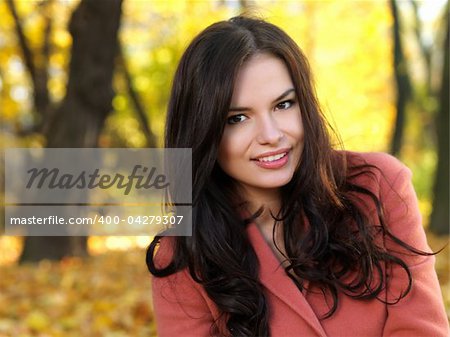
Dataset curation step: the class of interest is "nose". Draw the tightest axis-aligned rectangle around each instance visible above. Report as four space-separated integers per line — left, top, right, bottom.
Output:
256 114 283 145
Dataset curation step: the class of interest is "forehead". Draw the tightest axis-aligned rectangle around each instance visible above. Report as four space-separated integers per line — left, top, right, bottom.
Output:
231 53 294 104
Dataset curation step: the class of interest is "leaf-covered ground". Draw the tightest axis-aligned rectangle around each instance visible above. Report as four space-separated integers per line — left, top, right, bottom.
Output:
0 234 448 336
0 248 155 337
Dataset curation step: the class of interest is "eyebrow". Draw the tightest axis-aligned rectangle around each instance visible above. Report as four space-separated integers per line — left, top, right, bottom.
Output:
228 88 296 112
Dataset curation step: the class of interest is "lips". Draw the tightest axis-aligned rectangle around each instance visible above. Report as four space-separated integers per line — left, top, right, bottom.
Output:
252 148 291 169
252 148 291 162
258 152 287 162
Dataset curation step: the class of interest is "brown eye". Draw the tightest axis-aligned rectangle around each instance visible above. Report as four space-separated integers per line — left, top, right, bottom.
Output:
275 100 294 110
227 114 247 125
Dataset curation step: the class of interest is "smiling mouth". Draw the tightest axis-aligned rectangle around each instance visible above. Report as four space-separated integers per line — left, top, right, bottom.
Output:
256 152 288 162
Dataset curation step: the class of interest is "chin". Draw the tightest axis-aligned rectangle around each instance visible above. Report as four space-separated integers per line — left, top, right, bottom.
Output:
259 175 294 188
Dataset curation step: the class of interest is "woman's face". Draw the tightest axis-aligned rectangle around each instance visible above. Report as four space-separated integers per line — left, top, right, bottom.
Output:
217 53 304 200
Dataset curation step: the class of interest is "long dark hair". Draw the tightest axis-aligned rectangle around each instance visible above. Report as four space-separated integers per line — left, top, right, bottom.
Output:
146 16 433 336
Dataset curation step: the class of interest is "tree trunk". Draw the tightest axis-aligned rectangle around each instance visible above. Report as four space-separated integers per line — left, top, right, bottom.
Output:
429 12 449 235
20 0 123 263
389 0 412 156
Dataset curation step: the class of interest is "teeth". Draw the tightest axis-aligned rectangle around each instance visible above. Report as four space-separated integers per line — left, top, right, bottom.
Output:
258 152 287 162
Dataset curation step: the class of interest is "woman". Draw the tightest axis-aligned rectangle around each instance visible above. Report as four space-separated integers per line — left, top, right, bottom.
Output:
146 16 449 336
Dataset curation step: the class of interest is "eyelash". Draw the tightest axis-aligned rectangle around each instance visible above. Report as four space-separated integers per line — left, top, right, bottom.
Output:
227 114 247 125
275 99 296 110
226 99 296 125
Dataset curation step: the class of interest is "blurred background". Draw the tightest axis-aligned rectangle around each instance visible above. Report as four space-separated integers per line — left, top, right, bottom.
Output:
0 0 448 335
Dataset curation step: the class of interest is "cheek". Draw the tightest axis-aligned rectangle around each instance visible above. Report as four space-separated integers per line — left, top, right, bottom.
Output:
296 119 305 142
281 109 304 141
217 128 250 171
295 118 305 161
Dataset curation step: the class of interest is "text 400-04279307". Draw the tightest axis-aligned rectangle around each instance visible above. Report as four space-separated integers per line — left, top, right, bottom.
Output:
96 215 184 226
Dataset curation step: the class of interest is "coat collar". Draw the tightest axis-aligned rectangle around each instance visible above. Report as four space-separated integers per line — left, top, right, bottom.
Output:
246 222 328 337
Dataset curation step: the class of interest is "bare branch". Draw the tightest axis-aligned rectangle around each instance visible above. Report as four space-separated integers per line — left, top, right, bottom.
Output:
409 0 432 93
6 0 52 132
5 0 37 84
41 0 53 81
389 0 412 156
117 43 157 147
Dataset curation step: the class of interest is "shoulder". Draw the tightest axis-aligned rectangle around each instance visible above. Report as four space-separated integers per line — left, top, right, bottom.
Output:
344 151 409 176
150 237 223 334
340 151 430 252
150 236 215 307
340 150 412 194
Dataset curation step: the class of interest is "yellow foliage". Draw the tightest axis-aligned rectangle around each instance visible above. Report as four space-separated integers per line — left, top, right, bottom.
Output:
0 237 22 265
25 311 51 332
53 30 72 49
0 249 156 336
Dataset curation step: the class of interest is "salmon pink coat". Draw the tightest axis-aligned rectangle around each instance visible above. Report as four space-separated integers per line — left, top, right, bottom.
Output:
151 152 449 336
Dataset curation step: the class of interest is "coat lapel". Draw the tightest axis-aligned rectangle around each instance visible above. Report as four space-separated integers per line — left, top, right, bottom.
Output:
247 222 327 337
